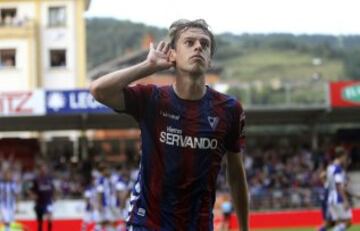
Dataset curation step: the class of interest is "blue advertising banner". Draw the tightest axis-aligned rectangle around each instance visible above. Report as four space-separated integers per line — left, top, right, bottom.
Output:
46 89 113 114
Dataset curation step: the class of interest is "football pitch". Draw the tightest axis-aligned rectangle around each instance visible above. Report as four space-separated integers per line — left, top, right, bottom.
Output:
254 225 360 231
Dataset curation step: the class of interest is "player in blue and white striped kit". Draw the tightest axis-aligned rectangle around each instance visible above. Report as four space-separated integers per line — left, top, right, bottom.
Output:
110 166 132 231
82 172 100 231
96 164 114 230
326 147 352 231
0 170 19 231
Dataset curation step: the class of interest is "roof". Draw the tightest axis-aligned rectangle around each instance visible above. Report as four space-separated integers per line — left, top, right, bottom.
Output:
86 0 91 10
1 106 360 131
245 106 360 125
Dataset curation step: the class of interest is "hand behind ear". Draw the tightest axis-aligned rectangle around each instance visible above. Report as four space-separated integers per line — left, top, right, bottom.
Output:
147 41 174 70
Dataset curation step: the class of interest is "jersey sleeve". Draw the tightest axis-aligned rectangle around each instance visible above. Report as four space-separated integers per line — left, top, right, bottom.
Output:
121 84 156 121
116 181 127 191
334 166 344 183
84 189 92 198
224 100 245 153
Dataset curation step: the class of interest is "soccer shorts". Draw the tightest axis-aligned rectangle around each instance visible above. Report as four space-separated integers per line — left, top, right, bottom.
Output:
83 210 100 223
328 203 352 221
35 203 53 216
128 225 151 231
99 207 115 222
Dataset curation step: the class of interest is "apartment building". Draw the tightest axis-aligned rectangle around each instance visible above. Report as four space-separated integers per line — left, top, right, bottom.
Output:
0 0 90 91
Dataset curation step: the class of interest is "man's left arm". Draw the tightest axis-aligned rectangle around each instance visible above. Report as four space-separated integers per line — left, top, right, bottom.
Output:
226 152 249 231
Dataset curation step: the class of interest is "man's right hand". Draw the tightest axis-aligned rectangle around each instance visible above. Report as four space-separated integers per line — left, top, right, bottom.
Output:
90 41 174 111
146 41 174 71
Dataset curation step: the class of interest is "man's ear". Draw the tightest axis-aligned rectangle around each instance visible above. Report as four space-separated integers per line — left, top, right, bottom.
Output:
169 49 176 63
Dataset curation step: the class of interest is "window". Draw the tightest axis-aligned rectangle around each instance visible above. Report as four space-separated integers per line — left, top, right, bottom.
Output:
0 49 16 68
50 49 66 68
0 8 17 26
48 6 66 27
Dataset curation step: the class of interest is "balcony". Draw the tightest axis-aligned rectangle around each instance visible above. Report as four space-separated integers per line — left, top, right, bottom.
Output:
0 18 36 39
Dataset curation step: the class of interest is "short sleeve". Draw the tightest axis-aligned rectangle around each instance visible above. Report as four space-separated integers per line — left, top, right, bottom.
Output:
334 166 344 183
334 174 344 183
122 84 156 121
224 101 245 153
116 181 127 191
84 190 91 198
96 184 104 193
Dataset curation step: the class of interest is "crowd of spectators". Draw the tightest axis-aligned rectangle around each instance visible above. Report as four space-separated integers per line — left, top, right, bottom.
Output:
242 146 326 210
217 142 360 210
1 140 359 212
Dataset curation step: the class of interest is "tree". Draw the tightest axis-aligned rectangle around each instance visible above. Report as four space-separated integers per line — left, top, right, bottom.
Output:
344 49 360 80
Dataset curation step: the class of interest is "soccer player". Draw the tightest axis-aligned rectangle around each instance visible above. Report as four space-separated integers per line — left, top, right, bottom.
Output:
317 163 334 231
82 173 100 231
90 19 249 231
0 170 19 231
31 163 55 231
96 164 114 231
326 147 352 231
111 166 132 231
220 195 233 231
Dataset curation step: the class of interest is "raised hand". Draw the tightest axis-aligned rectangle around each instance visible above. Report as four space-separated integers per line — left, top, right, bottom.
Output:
146 41 174 71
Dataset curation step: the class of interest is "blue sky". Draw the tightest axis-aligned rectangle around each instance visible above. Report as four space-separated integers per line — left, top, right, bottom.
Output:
86 0 360 35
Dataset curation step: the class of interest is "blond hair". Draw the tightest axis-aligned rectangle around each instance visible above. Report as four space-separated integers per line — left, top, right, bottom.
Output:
168 19 216 57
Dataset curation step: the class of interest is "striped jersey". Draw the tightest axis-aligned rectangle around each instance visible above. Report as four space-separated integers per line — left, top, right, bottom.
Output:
84 185 98 211
0 180 18 209
121 84 245 230
96 176 112 207
113 174 131 208
326 163 346 204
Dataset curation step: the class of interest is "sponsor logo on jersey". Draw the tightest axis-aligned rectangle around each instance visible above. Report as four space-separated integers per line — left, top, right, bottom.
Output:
137 208 146 217
160 111 180 120
159 126 218 149
208 116 219 130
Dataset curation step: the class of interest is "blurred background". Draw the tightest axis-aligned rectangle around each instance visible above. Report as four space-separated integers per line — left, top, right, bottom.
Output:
1 0 360 230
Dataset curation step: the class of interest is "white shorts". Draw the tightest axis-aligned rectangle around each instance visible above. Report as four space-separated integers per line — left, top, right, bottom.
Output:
83 210 100 223
329 203 352 221
99 207 115 222
1 207 15 223
111 207 123 220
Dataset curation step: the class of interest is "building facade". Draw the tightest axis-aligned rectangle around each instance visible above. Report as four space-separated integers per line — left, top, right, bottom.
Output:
0 0 89 91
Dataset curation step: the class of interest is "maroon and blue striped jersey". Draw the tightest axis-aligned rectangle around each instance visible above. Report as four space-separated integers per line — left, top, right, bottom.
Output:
121 84 245 230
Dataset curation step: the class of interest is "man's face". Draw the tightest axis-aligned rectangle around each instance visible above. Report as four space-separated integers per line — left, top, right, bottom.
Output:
340 155 349 167
40 165 48 175
102 168 110 177
172 28 211 75
4 171 12 181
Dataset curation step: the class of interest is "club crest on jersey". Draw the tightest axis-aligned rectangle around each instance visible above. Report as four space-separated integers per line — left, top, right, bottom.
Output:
208 116 219 130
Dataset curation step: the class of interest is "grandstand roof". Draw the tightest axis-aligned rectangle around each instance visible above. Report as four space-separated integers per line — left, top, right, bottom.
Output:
1 106 359 131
